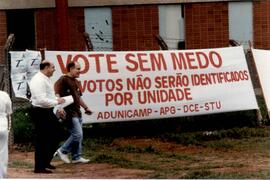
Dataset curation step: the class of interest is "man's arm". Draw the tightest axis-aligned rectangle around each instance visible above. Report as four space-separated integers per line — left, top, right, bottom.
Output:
79 97 92 115
55 89 66 119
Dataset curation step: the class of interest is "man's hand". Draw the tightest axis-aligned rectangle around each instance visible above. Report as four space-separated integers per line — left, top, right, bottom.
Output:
57 97 65 104
57 108 66 119
85 107 93 115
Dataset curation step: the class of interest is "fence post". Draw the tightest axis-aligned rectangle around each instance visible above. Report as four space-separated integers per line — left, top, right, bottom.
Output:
247 41 266 126
83 32 94 51
4 34 15 148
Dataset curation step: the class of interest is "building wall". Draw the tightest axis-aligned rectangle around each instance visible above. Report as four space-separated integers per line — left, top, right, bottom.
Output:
0 11 7 64
0 0 242 10
253 1 270 49
112 5 159 51
32 2 270 52
36 8 85 51
36 5 160 52
185 2 229 49
36 9 56 50
69 0 242 7
7 1 270 58
69 8 85 50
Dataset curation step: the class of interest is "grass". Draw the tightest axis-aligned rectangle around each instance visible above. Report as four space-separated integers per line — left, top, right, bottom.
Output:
9 117 270 178
8 160 33 169
81 126 270 179
9 127 270 178
10 96 270 178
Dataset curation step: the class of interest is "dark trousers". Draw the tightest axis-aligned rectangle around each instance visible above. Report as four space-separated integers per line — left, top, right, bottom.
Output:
30 106 61 171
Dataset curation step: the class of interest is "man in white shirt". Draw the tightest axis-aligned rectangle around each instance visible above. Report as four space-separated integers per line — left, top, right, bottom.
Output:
0 90 12 178
29 60 65 174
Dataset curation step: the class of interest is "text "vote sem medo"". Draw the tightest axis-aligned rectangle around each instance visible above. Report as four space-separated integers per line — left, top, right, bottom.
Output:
56 51 223 74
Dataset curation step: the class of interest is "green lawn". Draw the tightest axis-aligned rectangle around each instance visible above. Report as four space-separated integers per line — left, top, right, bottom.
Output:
82 126 270 179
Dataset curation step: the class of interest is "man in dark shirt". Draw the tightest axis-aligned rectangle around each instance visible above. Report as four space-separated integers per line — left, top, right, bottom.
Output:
54 61 92 164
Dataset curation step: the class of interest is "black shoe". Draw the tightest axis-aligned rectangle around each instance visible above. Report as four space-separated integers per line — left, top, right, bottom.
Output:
46 164 56 170
34 169 53 173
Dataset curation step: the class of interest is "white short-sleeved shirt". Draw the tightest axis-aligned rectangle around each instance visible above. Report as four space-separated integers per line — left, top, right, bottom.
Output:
0 91 12 131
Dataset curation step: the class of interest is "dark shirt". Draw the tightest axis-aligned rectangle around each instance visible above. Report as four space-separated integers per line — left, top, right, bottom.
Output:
54 75 82 118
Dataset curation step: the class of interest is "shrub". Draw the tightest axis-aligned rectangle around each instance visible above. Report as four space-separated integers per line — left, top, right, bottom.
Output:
12 107 34 143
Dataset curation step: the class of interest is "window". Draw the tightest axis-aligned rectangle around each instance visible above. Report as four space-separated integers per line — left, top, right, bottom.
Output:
229 2 253 49
159 5 185 50
84 7 113 51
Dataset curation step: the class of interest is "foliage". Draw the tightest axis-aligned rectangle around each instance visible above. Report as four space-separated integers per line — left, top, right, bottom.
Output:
12 107 34 143
13 95 267 144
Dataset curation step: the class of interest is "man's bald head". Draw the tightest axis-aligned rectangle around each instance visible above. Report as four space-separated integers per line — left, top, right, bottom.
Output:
40 60 52 70
40 60 55 77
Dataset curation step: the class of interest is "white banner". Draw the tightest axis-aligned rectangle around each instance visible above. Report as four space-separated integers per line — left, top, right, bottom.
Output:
252 48 270 112
10 50 41 99
46 46 258 123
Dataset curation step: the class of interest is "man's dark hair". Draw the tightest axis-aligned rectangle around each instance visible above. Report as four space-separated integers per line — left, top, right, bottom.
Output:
66 61 76 72
40 61 51 70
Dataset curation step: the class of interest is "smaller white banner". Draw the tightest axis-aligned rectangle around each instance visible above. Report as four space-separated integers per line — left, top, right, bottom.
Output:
25 50 42 73
9 51 27 74
10 73 27 99
10 50 41 99
252 48 270 111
